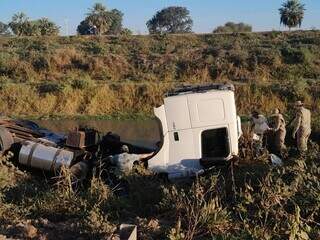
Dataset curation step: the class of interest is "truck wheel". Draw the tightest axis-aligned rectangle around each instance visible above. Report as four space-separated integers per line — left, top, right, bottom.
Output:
0 127 14 155
70 161 89 182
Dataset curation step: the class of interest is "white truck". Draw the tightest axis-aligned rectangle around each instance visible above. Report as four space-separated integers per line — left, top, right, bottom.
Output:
147 84 242 179
0 83 242 180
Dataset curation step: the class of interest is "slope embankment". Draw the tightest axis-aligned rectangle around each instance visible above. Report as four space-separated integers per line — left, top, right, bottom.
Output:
0 31 319 119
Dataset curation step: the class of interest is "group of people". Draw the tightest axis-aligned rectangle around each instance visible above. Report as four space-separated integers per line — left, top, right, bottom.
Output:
107 100 312 174
251 101 312 156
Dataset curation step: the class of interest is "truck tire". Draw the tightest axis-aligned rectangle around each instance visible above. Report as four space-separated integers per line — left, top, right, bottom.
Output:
70 161 89 181
0 127 14 155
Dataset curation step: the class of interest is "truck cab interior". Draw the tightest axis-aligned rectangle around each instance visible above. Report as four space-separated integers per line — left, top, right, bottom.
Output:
201 127 230 167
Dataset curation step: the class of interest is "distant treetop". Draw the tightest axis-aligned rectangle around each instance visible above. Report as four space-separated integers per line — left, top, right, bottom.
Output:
77 2 126 35
279 0 305 30
147 6 193 34
8 12 59 36
213 22 252 33
36 18 60 36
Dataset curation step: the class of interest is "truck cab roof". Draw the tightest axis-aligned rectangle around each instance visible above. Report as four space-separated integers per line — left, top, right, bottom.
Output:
166 83 235 97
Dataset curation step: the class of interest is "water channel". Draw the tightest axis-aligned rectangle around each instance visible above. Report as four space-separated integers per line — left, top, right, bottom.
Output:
34 119 161 149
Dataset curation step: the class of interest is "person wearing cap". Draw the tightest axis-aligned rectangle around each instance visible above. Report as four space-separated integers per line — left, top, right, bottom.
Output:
109 145 154 173
292 101 311 152
270 108 286 154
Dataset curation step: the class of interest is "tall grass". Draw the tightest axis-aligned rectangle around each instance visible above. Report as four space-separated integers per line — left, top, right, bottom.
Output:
0 140 319 239
0 31 319 118
0 81 315 119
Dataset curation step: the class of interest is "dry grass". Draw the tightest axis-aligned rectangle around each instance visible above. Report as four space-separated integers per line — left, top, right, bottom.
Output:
0 81 311 120
0 31 319 118
0 150 319 239
0 82 174 118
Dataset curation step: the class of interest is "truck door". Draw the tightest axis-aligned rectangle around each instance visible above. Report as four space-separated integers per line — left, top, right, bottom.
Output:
164 96 196 171
168 129 195 171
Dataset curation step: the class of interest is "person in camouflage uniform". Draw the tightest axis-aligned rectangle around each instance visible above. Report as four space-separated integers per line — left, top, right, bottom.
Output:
271 108 286 154
292 101 311 152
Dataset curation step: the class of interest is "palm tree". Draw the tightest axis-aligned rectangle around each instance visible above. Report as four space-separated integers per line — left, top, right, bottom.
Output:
9 12 30 36
37 18 60 36
11 12 28 23
279 0 305 30
86 3 111 35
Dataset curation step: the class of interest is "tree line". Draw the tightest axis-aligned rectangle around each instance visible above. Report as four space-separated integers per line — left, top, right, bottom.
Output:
0 13 59 36
0 0 306 36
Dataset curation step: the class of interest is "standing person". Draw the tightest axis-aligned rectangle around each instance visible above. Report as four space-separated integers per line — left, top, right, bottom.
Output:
292 101 311 152
271 108 286 154
250 111 270 156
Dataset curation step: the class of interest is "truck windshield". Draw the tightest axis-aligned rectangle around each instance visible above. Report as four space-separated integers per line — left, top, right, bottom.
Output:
201 128 230 158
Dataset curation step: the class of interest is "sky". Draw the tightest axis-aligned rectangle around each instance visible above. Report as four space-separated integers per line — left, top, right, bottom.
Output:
0 0 319 35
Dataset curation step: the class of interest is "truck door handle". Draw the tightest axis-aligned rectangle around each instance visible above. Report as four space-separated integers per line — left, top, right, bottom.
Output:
174 132 179 141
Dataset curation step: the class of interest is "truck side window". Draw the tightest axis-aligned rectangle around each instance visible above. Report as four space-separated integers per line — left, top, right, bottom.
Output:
201 128 230 158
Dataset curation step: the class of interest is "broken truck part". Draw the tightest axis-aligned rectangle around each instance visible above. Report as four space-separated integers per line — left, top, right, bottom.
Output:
19 141 74 171
0 83 242 180
0 119 94 178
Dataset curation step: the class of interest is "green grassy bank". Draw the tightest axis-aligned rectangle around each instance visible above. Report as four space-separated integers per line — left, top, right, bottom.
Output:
0 31 319 119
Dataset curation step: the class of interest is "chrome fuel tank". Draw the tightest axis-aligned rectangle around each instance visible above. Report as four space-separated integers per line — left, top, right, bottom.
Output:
19 141 74 171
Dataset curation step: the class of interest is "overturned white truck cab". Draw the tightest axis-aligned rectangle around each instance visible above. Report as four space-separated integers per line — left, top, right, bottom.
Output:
147 84 242 179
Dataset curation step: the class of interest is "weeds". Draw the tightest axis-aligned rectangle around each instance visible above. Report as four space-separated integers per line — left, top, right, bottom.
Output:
0 32 319 118
163 176 231 239
0 140 319 239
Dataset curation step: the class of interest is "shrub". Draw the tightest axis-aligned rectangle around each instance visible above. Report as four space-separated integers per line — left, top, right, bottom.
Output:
37 82 65 94
228 49 249 67
281 47 313 65
51 48 83 70
0 52 14 75
32 55 50 71
254 48 281 66
274 78 311 103
83 41 106 55
71 76 94 90
162 176 230 240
